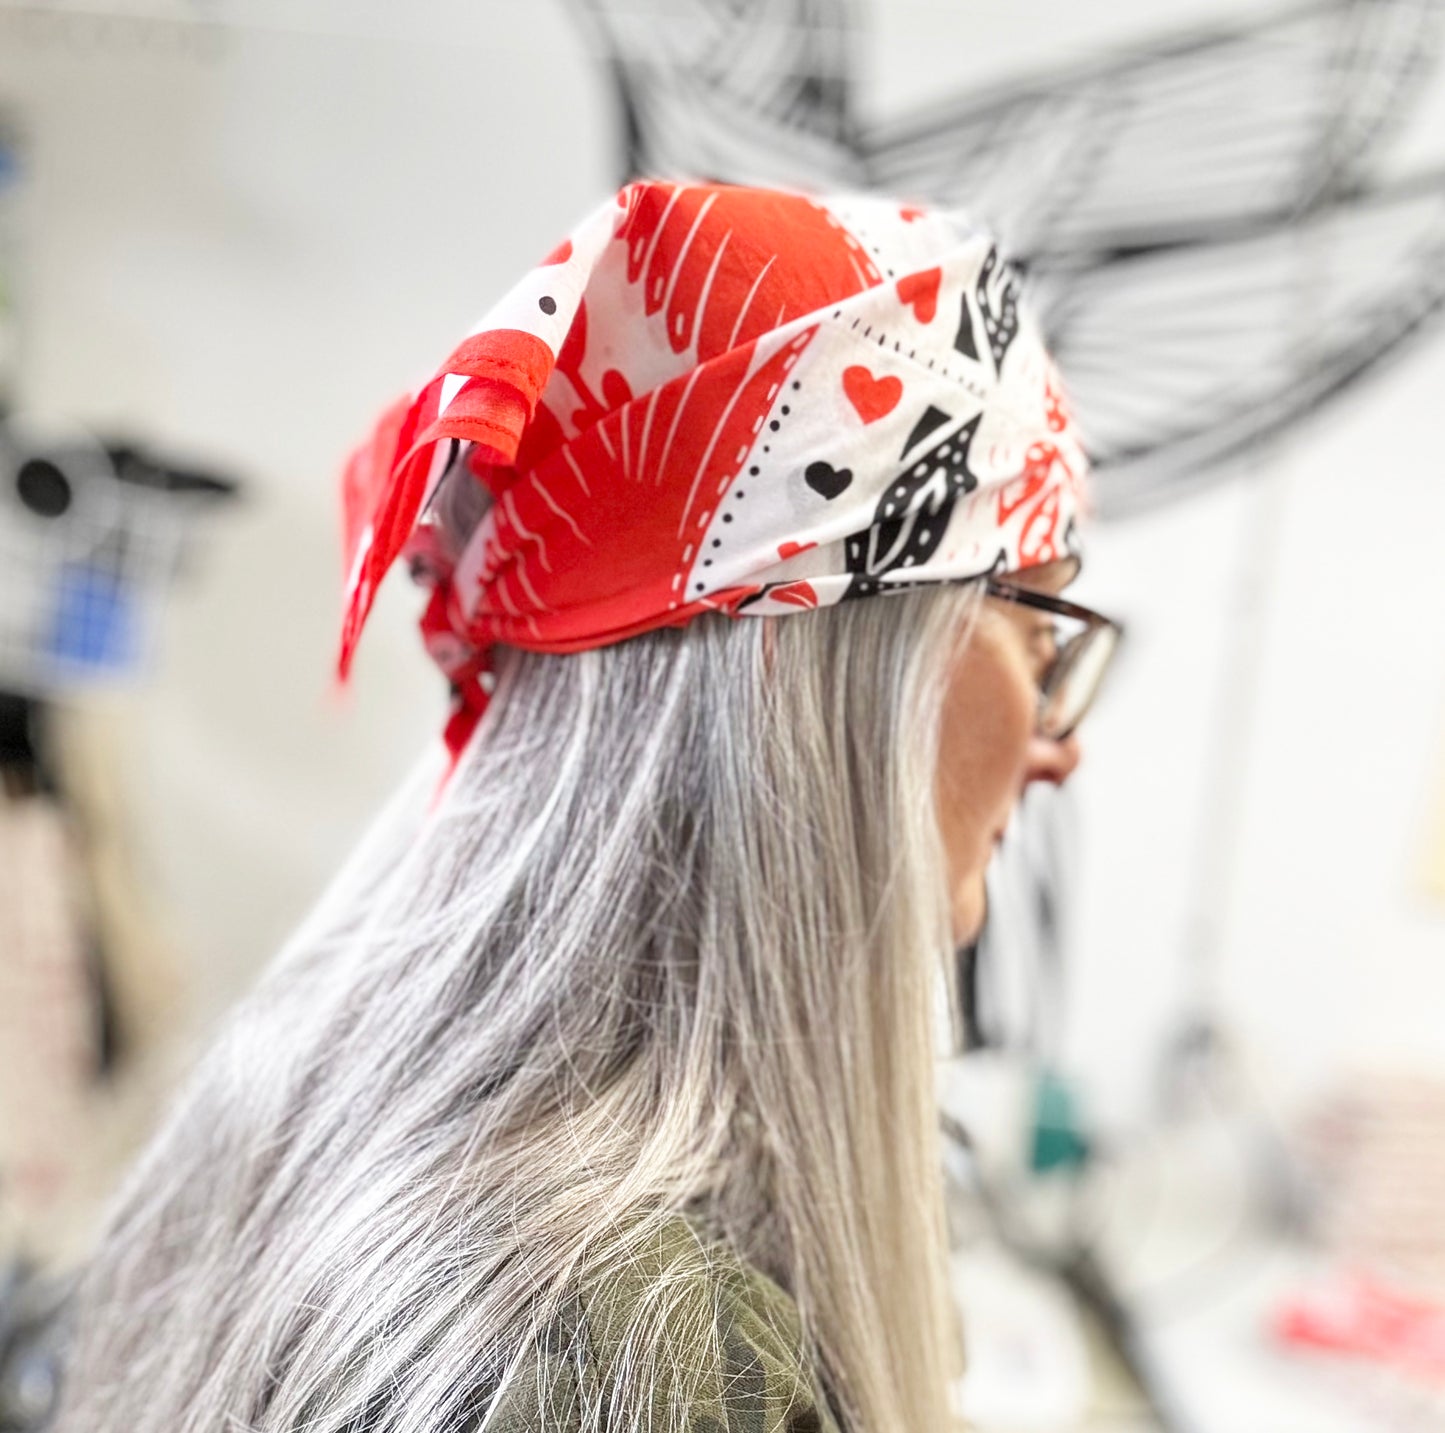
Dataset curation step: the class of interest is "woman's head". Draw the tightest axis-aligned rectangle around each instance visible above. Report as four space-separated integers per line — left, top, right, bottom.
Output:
336 175 1103 952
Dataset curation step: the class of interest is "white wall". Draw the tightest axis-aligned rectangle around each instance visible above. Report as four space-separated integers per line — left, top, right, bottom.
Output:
1 0 1441 1123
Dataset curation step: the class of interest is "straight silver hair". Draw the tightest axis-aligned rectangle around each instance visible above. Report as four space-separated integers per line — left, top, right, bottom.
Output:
55 579 984 1433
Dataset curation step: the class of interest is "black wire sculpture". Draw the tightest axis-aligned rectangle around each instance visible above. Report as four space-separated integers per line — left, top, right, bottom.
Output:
568 0 1445 517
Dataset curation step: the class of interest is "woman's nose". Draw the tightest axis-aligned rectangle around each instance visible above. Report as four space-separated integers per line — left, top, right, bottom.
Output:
1023 733 1082 788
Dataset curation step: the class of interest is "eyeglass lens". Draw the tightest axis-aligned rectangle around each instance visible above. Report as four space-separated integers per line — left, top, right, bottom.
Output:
1040 622 1119 739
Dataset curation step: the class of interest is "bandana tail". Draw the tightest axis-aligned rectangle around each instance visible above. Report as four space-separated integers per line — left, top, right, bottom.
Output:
334 198 611 684
337 378 447 681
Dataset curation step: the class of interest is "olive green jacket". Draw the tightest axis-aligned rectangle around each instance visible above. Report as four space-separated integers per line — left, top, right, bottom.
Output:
483 1219 842 1433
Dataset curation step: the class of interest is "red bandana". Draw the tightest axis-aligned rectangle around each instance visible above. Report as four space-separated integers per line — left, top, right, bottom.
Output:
338 179 1088 760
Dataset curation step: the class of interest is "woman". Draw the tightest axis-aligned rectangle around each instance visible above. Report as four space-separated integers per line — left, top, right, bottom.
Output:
55 180 1120 1432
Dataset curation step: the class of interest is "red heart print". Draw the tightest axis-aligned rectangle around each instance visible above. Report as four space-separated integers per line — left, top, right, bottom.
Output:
770 580 818 609
899 205 925 223
897 267 941 324
843 366 902 424
777 539 817 560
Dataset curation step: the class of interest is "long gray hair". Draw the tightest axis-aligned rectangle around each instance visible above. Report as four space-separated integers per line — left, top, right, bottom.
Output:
54 578 983 1432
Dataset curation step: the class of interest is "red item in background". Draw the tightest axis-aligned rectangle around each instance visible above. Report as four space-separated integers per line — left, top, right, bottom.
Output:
1274 1270 1445 1384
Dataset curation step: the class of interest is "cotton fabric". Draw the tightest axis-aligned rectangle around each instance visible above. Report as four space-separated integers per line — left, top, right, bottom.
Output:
337 179 1088 756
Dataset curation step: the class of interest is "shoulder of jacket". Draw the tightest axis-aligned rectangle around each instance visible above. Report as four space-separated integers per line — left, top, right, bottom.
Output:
484 1216 840 1432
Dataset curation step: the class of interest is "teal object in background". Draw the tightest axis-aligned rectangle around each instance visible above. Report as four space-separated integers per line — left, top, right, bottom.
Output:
1030 1067 1091 1174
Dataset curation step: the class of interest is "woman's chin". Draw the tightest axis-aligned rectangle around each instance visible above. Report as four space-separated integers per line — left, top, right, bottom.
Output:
950 872 989 947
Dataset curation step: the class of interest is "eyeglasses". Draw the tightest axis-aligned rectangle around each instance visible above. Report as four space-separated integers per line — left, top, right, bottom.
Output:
984 578 1124 741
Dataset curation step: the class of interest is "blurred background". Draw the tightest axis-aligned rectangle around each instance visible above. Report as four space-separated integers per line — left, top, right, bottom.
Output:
0 1 1443 1429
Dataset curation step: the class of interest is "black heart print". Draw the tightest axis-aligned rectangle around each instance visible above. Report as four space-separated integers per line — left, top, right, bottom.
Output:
804 460 852 500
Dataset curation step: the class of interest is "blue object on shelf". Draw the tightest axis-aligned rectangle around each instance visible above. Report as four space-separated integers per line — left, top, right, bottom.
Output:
45 563 139 673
